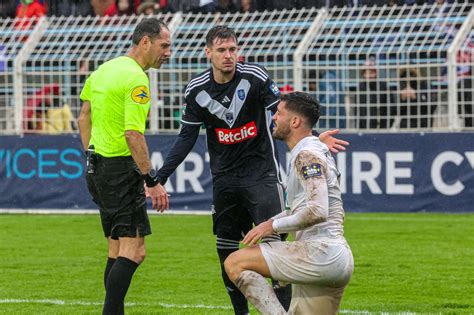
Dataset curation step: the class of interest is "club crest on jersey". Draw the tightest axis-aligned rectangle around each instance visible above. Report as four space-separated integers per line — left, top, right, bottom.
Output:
131 86 150 104
302 163 322 179
270 82 280 96
225 112 234 124
237 89 245 100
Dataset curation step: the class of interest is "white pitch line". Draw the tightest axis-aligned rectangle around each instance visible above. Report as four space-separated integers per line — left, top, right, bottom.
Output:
0 299 231 310
0 209 212 215
0 299 432 314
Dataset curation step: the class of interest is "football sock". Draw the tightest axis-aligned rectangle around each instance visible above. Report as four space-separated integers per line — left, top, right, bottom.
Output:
273 279 292 311
235 270 286 315
104 257 116 290
102 256 139 315
217 247 249 315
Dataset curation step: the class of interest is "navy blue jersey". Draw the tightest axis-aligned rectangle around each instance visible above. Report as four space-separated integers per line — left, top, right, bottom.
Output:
181 62 282 186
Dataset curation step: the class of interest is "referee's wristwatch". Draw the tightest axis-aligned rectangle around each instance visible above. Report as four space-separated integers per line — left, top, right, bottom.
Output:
143 168 159 187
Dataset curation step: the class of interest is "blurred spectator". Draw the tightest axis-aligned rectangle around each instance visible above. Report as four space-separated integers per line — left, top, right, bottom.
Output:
137 1 158 14
168 0 217 13
46 0 93 16
317 69 346 129
256 0 297 10
296 0 326 9
240 0 255 12
23 84 60 131
395 67 435 129
16 0 46 18
91 0 114 16
105 0 136 16
216 0 238 13
198 0 217 13
355 57 392 129
0 1 17 18
15 0 46 30
280 84 294 94
44 103 75 133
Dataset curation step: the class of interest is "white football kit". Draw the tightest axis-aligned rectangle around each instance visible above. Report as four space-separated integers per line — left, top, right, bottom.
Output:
260 136 354 315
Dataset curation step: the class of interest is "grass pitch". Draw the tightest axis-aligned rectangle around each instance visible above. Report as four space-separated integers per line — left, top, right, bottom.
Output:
0 213 473 314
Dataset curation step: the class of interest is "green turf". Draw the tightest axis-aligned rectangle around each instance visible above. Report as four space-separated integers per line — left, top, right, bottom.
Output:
0 213 473 314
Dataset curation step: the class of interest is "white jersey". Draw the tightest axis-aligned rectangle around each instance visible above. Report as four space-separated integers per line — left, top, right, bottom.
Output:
286 136 345 241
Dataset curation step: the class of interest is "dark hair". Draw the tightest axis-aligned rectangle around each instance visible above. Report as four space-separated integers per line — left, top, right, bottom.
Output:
132 18 168 45
281 92 320 128
399 67 419 90
206 25 238 47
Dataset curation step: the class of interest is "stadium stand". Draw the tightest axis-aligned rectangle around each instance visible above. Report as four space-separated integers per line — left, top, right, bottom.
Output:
0 3 472 135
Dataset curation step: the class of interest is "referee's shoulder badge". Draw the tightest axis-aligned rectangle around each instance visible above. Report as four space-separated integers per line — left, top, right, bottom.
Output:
131 85 150 104
301 163 322 179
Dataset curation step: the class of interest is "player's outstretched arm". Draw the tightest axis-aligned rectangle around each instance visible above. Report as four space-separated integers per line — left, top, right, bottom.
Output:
319 129 349 153
156 124 200 185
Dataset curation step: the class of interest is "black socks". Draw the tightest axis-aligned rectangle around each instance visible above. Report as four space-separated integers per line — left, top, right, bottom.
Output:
102 256 139 315
217 248 249 315
104 257 116 289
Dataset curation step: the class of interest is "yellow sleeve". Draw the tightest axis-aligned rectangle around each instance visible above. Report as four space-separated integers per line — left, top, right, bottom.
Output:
124 73 151 134
80 75 92 102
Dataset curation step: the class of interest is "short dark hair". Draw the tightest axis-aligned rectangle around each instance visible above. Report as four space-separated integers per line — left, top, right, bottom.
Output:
206 25 238 47
281 92 320 128
132 18 168 45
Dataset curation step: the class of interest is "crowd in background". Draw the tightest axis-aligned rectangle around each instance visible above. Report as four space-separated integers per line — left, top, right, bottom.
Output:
0 0 464 18
1 0 471 132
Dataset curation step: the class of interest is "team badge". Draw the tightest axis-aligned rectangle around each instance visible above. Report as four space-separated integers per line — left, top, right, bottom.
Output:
131 86 150 104
301 163 322 179
237 89 245 100
225 112 234 124
270 82 280 96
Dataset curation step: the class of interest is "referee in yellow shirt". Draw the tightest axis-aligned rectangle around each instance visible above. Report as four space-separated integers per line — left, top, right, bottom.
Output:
78 18 170 315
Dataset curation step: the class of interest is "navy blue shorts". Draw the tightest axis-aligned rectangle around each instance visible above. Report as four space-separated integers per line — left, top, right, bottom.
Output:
212 182 284 241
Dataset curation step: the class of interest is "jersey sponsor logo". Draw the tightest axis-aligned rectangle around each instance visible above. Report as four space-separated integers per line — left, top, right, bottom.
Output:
215 121 257 144
270 82 280 96
301 163 322 179
131 86 150 104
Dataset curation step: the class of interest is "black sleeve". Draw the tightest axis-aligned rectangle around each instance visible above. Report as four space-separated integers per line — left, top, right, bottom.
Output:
156 124 200 185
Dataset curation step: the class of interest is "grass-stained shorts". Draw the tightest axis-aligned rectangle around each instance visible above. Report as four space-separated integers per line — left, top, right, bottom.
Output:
260 238 354 315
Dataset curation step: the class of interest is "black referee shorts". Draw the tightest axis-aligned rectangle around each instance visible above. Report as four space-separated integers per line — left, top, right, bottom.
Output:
86 155 151 240
212 182 285 241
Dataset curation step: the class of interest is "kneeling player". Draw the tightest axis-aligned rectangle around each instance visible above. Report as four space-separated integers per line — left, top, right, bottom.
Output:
224 92 354 315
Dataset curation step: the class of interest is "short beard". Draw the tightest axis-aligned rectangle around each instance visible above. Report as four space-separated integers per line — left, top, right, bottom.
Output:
272 125 290 140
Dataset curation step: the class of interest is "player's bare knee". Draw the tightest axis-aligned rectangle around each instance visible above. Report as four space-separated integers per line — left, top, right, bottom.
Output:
135 247 146 264
224 252 243 283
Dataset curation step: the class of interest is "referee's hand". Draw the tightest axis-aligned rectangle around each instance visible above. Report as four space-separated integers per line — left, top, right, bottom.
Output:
145 184 169 212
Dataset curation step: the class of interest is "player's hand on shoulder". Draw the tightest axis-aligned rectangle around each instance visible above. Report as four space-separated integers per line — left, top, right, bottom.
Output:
146 184 169 212
319 129 349 153
242 220 274 246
